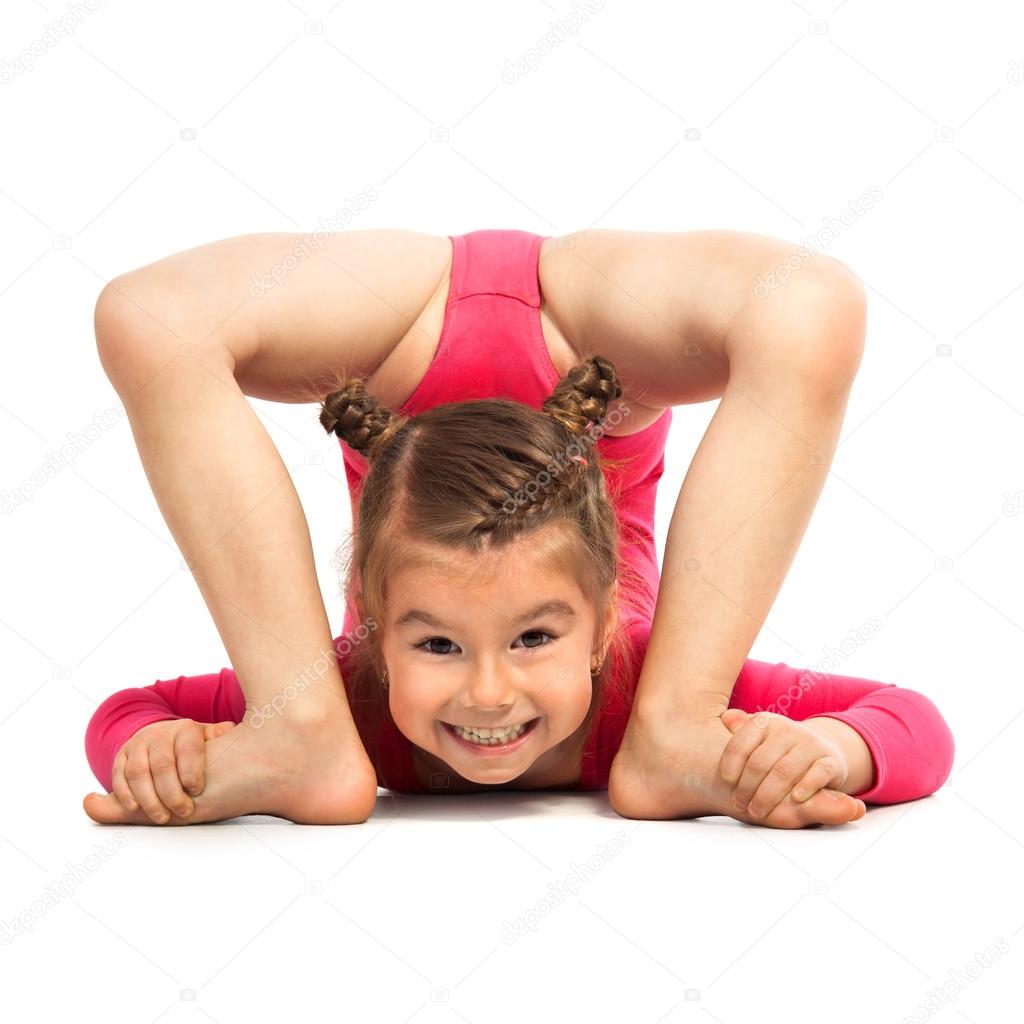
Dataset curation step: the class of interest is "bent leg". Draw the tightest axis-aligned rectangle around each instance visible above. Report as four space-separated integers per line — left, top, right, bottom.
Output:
93 230 447 726
87 230 451 823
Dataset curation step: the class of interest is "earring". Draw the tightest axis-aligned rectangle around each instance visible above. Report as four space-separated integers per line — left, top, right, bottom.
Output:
381 667 389 689
590 656 604 675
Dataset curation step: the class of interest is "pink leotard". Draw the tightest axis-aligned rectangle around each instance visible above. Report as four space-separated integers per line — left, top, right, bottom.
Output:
85 229 955 804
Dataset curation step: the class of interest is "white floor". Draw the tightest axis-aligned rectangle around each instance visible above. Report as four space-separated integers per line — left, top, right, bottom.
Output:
6 757 1021 1021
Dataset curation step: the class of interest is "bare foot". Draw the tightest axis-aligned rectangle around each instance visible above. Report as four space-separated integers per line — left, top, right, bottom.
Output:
608 713 866 829
83 714 379 826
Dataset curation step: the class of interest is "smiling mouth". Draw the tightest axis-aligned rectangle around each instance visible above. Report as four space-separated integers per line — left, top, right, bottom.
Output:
441 717 540 751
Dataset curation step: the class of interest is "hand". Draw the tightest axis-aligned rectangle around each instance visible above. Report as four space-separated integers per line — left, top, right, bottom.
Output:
719 709 860 820
102 718 237 824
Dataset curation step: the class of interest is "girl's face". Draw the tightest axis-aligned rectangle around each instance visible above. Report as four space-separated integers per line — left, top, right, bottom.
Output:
380 534 615 788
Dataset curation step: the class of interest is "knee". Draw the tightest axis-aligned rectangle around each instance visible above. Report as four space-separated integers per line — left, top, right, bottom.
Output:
756 260 867 399
94 272 239 397
94 273 180 391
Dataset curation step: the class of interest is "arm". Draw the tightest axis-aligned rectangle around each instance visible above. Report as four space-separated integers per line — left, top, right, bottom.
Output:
84 669 245 793
631 262 867 725
729 659 957 804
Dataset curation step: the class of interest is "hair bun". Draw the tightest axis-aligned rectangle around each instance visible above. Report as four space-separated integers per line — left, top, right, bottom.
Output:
541 355 623 436
319 377 400 460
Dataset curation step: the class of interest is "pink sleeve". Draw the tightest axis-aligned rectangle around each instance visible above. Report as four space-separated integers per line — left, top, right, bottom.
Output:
84 668 246 793
729 659 956 805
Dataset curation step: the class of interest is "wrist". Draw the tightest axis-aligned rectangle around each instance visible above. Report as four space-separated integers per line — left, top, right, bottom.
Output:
801 716 874 794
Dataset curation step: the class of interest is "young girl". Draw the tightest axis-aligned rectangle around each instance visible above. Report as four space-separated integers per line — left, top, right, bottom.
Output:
82 228 955 829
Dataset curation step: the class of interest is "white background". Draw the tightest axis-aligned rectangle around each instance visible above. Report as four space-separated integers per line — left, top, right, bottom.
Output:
2 0 1022 1020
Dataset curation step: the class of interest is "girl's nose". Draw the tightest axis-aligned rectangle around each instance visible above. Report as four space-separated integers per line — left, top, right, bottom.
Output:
460 663 517 711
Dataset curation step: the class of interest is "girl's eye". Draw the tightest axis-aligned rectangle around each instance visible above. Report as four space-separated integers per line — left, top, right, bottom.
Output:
419 637 455 657
415 631 555 656
518 630 553 650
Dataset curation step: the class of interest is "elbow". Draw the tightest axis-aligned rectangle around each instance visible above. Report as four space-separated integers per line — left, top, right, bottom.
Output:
921 693 956 798
869 690 957 805
84 692 123 793
899 689 956 802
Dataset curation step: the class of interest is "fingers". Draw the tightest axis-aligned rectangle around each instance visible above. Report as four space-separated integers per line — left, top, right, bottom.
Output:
718 713 768 785
720 709 748 731
791 759 839 802
174 725 207 797
732 740 800 816
149 741 195 819
174 721 235 798
111 748 138 812
124 744 175 824
744 748 814 819
205 721 236 740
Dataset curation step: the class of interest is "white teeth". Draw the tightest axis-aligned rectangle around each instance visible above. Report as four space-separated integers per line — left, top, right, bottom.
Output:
452 721 530 745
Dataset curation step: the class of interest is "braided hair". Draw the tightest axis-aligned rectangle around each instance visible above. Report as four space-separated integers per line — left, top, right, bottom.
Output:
319 355 630 518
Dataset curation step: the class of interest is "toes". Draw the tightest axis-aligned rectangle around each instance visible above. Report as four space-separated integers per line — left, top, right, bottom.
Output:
759 789 866 829
83 792 135 825
83 791 180 826
803 789 863 825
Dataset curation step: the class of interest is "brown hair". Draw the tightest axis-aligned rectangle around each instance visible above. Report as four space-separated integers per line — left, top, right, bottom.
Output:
319 355 652 789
